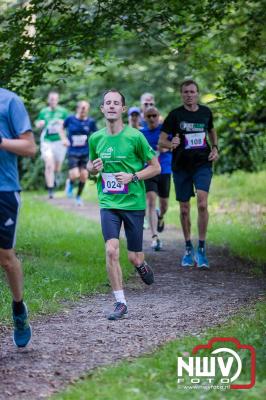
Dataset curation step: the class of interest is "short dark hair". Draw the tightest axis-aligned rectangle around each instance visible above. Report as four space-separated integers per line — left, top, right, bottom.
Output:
102 89 126 106
180 80 199 92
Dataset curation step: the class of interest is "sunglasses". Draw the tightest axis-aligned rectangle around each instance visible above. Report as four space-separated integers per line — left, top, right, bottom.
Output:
146 114 158 119
144 102 154 107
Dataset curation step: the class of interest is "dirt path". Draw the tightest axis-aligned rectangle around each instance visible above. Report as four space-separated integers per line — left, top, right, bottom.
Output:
0 197 265 400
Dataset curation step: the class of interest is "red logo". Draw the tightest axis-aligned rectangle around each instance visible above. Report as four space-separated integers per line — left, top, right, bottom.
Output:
192 337 256 389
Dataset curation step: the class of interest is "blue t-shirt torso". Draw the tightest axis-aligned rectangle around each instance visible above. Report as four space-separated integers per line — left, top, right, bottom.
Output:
140 124 172 174
64 115 97 156
0 88 32 191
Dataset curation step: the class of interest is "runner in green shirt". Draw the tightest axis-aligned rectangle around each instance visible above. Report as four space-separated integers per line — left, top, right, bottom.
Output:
88 89 161 321
35 91 68 198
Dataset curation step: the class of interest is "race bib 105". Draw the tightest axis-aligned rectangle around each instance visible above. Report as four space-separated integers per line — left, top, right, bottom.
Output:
184 132 207 149
102 173 128 195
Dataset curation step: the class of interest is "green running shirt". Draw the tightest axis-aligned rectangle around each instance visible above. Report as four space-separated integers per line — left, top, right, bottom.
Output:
89 125 155 210
36 106 68 142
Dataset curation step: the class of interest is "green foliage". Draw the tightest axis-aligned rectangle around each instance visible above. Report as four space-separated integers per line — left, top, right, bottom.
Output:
52 302 266 400
1 0 265 179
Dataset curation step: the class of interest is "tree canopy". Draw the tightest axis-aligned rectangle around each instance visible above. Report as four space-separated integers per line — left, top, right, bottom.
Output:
1 0 265 178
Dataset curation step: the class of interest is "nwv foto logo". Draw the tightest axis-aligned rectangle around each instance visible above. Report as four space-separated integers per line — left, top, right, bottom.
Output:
177 337 256 390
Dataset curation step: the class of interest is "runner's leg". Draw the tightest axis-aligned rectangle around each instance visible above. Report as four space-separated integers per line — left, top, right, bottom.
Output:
179 201 191 241
196 190 209 241
0 248 23 301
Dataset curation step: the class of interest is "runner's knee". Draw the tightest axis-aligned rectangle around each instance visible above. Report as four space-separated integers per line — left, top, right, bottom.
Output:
69 169 80 180
80 169 88 182
44 159 54 172
180 202 190 218
146 192 157 210
0 250 17 271
106 241 119 263
198 200 208 213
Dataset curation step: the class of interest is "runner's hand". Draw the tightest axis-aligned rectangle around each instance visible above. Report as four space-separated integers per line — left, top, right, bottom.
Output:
171 135 180 149
92 158 103 172
62 138 70 147
208 147 219 161
114 172 132 184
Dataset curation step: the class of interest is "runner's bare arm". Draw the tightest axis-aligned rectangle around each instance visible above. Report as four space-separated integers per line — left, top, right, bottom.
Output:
58 125 70 147
208 128 219 161
159 131 180 150
115 156 161 184
87 158 103 175
0 131 36 157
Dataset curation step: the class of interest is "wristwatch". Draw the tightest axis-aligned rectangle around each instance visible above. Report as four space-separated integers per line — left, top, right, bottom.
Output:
212 144 219 151
132 173 139 183
0 134 2 145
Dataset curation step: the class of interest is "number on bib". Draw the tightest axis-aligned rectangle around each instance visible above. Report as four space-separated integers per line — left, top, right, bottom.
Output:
102 173 128 194
184 132 207 149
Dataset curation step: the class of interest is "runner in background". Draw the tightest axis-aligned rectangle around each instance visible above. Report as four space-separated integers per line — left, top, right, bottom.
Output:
159 79 219 269
0 87 36 347
35 91 68 199
64 100 97 205
141 106 172 251
128 107 142 129
88 89 160 321
140 93 155 127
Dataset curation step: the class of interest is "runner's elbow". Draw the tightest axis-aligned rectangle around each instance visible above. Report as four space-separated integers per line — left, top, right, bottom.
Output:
153 163 161 176
28 142 37 157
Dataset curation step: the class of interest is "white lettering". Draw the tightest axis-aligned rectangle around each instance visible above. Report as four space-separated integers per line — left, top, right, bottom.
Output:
177 357 194 377
195 357 215 377
217 357 234 377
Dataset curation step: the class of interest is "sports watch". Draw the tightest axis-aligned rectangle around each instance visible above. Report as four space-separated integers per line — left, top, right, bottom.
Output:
131 173 139 183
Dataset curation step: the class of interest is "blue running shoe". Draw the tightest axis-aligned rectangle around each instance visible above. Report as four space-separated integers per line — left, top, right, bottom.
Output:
65 179 73 198
13 303 32 348
75 196 83 206
181 246 195 267
108 302 128 320
195 247 209 269
151 237 162 251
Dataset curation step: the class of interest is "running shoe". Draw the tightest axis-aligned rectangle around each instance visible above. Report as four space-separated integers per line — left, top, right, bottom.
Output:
75 196 83 206
65 179 73 198
181 246 195 267
157 216 165 233
13 302 32 348
108 302 128 320
151 237 162 251
195 247 209 269
136 261 154 285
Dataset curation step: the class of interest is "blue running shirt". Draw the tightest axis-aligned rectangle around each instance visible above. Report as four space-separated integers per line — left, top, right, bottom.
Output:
0 88 32 191
64 115 97 156
140 124 172 174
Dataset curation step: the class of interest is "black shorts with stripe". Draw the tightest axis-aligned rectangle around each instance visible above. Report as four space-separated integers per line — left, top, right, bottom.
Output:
0 191 20 250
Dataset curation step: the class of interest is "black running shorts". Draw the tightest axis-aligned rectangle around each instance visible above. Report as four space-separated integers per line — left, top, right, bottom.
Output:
100 208 145 252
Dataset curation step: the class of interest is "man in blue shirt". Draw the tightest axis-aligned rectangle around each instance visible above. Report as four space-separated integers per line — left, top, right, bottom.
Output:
0 88 36 347
140 106 172 251
64 100 97 205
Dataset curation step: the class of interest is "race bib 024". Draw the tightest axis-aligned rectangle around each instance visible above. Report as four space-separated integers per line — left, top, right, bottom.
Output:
184 132 207 149
102 173 128 195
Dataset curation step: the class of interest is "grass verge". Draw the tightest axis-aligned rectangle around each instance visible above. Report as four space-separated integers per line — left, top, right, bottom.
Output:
0 194 132 323
53 301 265 400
